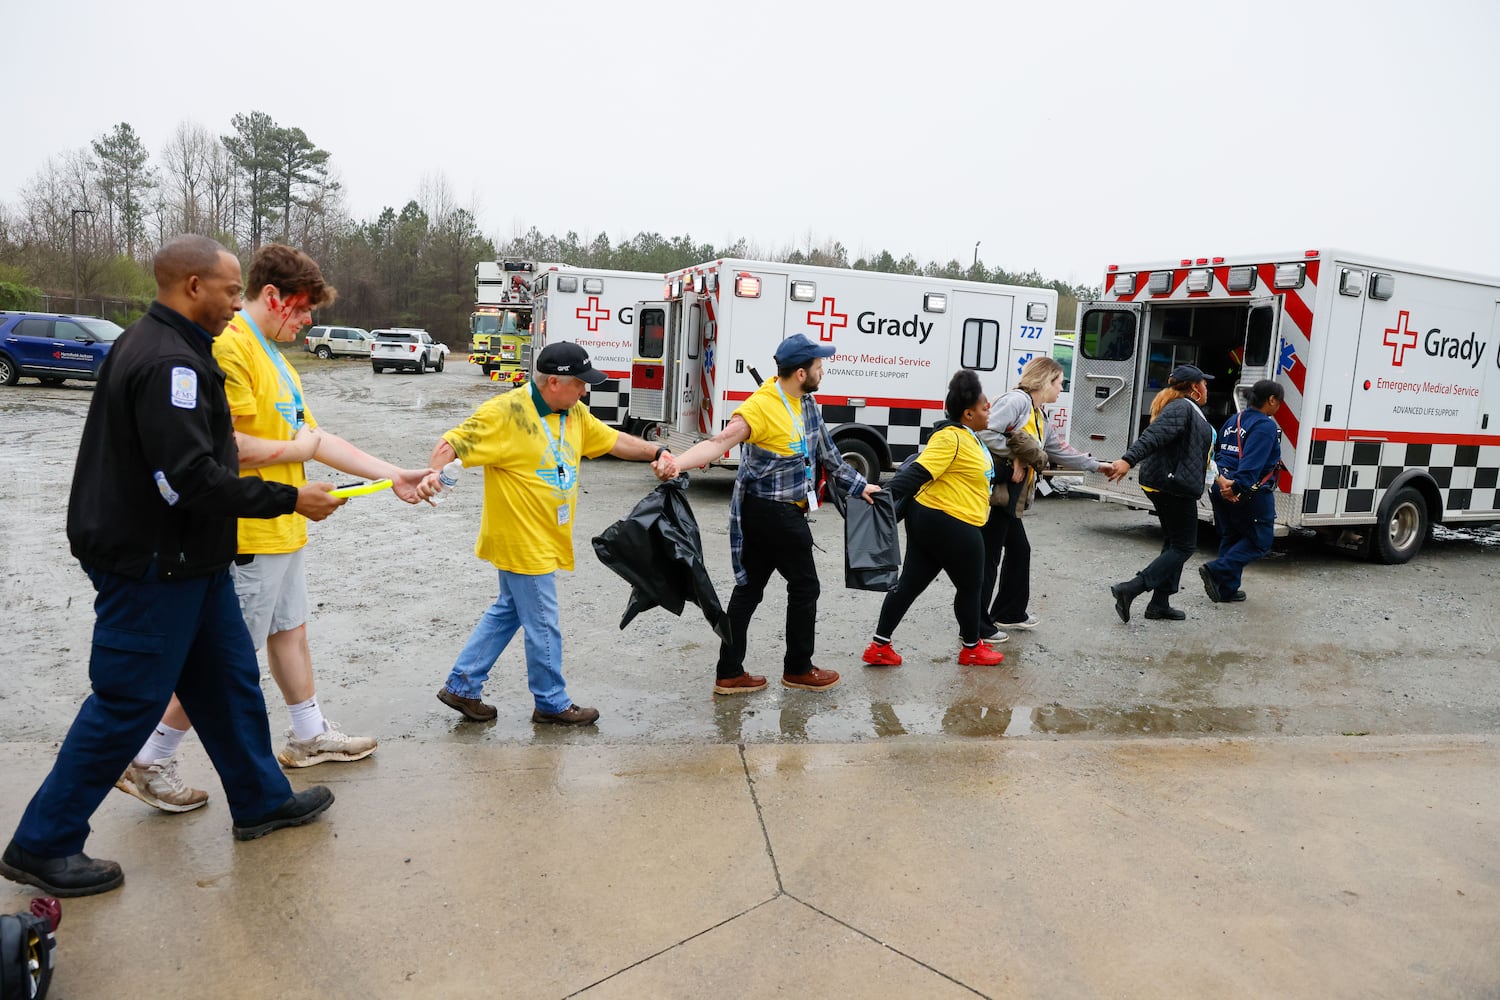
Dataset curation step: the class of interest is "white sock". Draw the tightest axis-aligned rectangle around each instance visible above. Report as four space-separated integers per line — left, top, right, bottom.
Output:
288 696 326 741
136 722 189 765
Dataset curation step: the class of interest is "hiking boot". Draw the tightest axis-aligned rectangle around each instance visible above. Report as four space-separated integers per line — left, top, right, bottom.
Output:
995 614 1040 630
1198 564 1223 604
713 673 769 695
0 841 123 897
532 704 601 726
1226 590 1248 602
861 642 903 667
1144 604 1187 621
782 668 840 691
115 757 208 813
232 786 335 842
1110 578 1146 623
437 687 497 722
978 622 1011 642
277 722 377 768
957 641 1005 666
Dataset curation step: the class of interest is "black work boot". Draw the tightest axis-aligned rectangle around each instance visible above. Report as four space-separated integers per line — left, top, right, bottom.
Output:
1109 577 1147 623
1144 602 1187 620
232 786 335 842
0 840 124 897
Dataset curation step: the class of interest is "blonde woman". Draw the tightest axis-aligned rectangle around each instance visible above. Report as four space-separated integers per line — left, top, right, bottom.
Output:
1104 365 1217 622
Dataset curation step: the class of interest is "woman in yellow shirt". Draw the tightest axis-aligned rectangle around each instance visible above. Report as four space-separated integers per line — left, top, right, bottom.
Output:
861 370 1004 668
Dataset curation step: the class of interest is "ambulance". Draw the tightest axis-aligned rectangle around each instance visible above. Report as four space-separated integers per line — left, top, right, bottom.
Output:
529 266 666 429
1068 248 1500 562
627 259 1058 481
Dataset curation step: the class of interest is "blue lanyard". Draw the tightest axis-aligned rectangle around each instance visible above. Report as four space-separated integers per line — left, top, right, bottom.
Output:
963 426 994 485
775 383 813 487
538 409 575 491
240 312 305 431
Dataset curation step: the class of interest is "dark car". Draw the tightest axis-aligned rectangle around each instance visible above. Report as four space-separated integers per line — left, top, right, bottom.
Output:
0 311 125 386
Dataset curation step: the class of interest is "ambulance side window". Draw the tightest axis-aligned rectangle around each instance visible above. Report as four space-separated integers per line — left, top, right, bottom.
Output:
1082 310 1136 361
1245 306 1273 366
960 319 1000 370
687 304 701 360
637 308 666 359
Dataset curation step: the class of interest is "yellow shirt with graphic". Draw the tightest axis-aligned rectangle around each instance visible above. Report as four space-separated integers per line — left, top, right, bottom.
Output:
213 313 318 554
913 425 992 527
443 389 619 574
734 378 805 455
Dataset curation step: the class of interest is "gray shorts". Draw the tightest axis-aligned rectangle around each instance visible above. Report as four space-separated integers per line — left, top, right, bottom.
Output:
229 550 308 648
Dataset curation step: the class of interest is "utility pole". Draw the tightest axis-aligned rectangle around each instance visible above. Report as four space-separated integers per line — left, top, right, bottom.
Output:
71 208 93 314
973 241 981 267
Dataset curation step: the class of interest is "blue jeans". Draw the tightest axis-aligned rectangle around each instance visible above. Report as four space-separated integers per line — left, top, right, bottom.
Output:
1205 491 1275 593
14 566 292 857
443 571 571 714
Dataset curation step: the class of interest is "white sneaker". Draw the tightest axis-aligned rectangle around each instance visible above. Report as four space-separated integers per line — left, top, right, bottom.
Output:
277 721 378 768
114 758 209 813
995 614 1040 630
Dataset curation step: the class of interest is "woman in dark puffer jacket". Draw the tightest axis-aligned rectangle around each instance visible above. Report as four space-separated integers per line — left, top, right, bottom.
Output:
1103 365 1217 622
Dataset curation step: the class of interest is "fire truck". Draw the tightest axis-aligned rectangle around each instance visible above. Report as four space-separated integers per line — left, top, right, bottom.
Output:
1067 248 1500 562
627 259 1058 481
469 259 537 382
530 266 666 428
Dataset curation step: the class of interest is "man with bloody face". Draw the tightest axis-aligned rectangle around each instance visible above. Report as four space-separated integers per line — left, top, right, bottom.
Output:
115 244 438 813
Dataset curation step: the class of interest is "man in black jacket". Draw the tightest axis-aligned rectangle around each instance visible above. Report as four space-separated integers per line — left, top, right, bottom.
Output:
0 235 344 898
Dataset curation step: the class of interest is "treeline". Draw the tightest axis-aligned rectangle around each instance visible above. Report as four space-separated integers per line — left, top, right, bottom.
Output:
0 115 1096 341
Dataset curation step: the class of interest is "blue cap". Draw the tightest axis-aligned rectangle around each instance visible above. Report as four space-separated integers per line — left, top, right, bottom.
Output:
774 333 836 368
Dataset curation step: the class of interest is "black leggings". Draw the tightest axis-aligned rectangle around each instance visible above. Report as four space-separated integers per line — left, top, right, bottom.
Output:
875 501 985 644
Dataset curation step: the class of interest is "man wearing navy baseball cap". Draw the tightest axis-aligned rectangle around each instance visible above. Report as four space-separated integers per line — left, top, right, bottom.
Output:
660 333 880 696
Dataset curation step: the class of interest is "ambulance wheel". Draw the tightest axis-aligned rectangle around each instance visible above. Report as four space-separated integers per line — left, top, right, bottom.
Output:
1372 486 1427 564
839 438 882 484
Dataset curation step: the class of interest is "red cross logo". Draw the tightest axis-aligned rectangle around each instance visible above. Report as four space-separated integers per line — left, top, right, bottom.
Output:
576 296 611 333
806 297 847 343
1383 310 1418 366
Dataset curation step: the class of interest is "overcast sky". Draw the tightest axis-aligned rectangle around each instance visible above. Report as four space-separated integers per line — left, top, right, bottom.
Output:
8 0 1498 287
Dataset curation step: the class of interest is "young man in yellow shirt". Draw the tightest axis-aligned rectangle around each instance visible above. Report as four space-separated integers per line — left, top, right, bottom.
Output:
115 245 437 812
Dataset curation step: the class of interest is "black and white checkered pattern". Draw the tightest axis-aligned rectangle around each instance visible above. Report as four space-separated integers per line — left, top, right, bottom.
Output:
1301 439 1500 521
587 378 628 429
817 403 947 464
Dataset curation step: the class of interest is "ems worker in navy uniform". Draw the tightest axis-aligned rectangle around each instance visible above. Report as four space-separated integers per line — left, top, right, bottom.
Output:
1199 379 1285 604
0 235 344 898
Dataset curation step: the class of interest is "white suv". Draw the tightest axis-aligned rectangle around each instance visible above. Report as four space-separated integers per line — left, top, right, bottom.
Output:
370 328 449 374
304 325 372 359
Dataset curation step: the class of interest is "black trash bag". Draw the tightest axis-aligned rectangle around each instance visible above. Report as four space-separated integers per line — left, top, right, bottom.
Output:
592 477 732 644
827 485 901 592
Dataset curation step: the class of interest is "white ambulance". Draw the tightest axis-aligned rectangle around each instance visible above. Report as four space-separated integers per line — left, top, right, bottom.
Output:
626 259 1058 481
1068 248 1500 562
529 266 666 428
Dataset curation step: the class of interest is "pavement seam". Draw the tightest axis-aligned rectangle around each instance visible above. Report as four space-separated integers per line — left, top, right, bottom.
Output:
780 892 992 999
738 741 785 894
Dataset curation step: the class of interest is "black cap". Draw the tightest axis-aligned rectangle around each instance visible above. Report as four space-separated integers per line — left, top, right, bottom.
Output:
1168 364 1213 385
535 342 606 385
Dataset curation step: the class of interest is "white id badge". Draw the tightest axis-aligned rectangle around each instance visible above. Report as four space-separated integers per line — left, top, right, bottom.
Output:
557 504 571 526
1036 477 1054 497
805 490 820 511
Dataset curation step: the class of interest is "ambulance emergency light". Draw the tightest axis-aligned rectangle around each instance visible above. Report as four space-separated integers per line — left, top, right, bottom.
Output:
1026 302 1048 321
1112 273 1137 295
556 276 578 293
1370 273 1395 300
1226 266 1257 292
693 273 706 294
1147 271 1173 295
924 293 947 313
790 280 816 302
1185 269 1214 293
1339 269 1365 297
734 274 761 298
1273 263 1306 289
583 278 604 294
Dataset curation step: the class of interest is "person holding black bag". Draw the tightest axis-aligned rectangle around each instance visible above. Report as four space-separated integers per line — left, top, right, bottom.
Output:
861 370 1004 668
1104 365 1218 622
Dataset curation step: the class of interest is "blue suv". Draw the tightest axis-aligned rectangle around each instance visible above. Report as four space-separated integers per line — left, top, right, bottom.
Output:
0 311 125 386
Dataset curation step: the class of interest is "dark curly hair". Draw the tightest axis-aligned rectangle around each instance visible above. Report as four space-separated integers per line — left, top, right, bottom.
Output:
944 369 984 421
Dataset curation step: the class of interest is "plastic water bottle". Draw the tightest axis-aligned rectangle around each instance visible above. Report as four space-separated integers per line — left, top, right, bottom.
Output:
431 459 463 504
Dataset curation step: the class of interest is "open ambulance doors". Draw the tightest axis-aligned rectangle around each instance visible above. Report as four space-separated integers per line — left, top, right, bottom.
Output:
1070 297 1280 455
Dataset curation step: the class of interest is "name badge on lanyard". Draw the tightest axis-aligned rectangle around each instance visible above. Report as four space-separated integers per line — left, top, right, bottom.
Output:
777 383 818 510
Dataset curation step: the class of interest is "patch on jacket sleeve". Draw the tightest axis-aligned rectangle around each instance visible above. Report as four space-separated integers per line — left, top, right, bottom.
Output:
153 470 180 506
170 367 198 408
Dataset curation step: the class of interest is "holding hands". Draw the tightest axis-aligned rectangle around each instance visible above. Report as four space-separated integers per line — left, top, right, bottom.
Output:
1104 459 1132 482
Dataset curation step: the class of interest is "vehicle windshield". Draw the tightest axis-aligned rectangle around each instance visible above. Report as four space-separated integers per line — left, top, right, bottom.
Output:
79 319 125 343
471 310 531 336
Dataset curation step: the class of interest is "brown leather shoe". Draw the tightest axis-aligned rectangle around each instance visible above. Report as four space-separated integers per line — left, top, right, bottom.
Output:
782 667 840 691
437 687 497 722
531 704 600 726
713 673 768 695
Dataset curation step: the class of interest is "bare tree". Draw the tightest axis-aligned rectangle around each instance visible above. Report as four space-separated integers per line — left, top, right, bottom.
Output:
160 122 215 234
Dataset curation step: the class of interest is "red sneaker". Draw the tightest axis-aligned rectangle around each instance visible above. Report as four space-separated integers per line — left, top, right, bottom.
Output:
957 641 1004 666
861 642 903 666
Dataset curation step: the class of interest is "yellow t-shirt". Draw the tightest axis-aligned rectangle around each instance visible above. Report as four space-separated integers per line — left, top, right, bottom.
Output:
213 313 318 554
444 389 620 574
734 378 806 456
913 425 993 527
